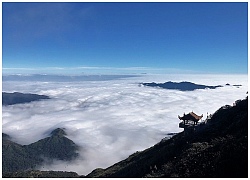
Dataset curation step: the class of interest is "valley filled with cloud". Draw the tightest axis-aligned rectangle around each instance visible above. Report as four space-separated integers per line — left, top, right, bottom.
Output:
2 74 248 175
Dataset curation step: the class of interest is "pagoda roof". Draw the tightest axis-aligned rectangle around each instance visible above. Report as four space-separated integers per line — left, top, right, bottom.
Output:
178 112 203 121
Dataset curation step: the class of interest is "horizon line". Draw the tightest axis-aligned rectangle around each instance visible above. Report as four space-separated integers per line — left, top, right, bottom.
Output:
2 66 247 75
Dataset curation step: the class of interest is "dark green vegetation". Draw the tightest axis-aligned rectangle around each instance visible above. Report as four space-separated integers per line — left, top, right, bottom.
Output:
2 92 50 105
141 81 223 91
3 98 248 178
87 97 248 178
3 170 80 178
2 128 79 175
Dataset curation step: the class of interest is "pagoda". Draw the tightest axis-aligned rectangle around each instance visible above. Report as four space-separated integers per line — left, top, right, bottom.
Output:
178 112 203 128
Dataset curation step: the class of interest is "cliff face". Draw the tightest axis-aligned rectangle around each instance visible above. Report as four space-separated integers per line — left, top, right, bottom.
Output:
87 97 248 178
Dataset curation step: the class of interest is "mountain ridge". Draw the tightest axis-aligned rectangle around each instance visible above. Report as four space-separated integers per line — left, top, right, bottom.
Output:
2 128 79 174
141 81 224 91
2 92 50 105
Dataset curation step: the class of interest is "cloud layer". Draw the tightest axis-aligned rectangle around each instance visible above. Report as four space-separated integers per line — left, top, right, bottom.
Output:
2 74 248 175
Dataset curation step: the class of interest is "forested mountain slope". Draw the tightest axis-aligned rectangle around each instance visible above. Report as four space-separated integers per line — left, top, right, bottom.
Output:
3 128 79 174
87 97 248 178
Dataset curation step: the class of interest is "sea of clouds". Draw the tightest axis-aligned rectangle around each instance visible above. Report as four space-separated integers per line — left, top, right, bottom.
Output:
2 74 248 175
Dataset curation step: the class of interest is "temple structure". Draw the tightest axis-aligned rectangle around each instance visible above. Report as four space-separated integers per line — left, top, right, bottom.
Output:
178 112 203 128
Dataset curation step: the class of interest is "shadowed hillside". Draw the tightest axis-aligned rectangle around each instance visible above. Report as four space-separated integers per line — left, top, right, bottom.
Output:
87 97 248 178
2 92 50 105
2 128 79 174
3 170 80 178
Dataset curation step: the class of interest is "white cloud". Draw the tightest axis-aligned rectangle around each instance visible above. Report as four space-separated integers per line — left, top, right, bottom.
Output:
2 74 248 175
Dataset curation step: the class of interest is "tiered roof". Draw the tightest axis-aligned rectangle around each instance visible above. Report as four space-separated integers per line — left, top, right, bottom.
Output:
178 112 203 121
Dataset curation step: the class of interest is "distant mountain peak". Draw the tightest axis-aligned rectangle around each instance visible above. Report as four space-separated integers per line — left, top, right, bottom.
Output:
2 92 50 105
2 133 11 140
141 81 222 91
50 128 66 137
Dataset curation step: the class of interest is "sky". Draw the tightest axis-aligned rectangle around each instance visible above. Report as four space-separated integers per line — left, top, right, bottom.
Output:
2 2 248 74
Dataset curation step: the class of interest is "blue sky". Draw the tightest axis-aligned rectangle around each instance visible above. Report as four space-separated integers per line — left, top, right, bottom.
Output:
2 2 248 74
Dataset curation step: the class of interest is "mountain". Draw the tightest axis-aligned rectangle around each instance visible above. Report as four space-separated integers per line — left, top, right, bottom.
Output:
2 133 41 173
2 128 79 174
27 128 79 161
3 170 80 178
141 81 222 91
87 97 248 178
2 92 50 105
